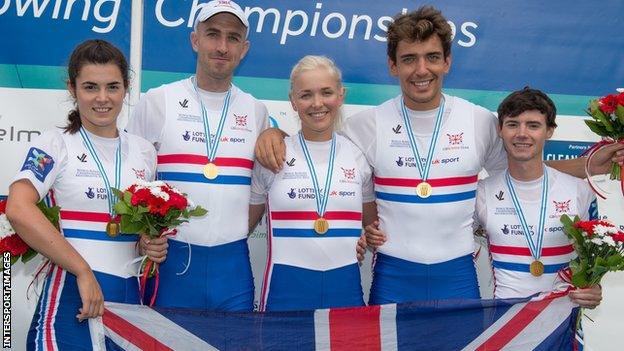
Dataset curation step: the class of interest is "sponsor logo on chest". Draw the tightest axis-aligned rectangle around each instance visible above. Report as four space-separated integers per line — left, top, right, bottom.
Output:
181 130 246 144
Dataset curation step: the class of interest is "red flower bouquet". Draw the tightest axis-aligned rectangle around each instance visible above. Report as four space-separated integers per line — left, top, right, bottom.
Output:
0 199 60 269
112 180 207 305
560 215 624 288
583 89 624 197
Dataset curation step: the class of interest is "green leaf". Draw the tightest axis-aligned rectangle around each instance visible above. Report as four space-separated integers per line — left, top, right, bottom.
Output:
111 187 124 200
569 259 581 272
584 120 609 136
10 255 18 265
571 272 589 288
560 214 573 226
188 207 208 217
123 190 133 204
114 201 131 215
589 99 601 113
21 249 38 263
120 216 145 234
591 265 609 277
616 105 624 124
606 254 623 267
592 107 615 132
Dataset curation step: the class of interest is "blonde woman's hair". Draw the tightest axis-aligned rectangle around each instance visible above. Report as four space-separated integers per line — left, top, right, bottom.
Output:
289 55 345 130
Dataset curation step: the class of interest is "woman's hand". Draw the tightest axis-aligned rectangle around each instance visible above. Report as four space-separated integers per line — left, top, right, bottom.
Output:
75 268 104 321
139 234 169 264
356 234 367 262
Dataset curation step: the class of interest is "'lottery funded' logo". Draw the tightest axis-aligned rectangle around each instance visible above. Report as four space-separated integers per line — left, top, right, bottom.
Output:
395 155 460 167
287 187 317 200
85 187 108 200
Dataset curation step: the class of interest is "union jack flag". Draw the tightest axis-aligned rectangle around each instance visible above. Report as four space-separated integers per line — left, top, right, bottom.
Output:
89 291 579 350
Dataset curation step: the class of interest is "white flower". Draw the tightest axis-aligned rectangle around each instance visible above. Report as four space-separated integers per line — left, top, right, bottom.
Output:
169 186 183 195
187 198 195 208
590 237 604 245
149 187 170 201
617 88 624 93
603 235 617 247
593 224 617 237
0 214 16 239
147 181 166 188
610 113 618 122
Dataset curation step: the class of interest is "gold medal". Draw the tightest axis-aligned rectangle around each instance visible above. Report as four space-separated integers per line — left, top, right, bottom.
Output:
106 221 120 237
415 181 433 198
314 218 329 235
203 162 219 180
530 260 544 277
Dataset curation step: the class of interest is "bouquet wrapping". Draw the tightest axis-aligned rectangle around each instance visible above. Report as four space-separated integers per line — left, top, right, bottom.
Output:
112 180 207 306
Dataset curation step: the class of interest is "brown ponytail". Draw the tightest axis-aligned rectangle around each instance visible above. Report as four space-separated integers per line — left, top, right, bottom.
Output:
64 110 82 134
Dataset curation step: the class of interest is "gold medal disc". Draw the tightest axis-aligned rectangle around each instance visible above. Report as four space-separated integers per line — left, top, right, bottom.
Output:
203 163 219 180
106 221 120 237
530 260 544 277
416 182 433 198
314 218 329 235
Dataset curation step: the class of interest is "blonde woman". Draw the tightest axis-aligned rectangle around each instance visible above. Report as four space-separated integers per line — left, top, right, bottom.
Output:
249 56 376 311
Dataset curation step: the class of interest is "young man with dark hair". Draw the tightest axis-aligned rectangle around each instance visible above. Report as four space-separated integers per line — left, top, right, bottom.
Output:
475 87 601 307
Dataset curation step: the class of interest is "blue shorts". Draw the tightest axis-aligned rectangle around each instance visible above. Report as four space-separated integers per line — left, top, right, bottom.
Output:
265 263 364 311
27 265 139 351
149 238 254 311
369 253 480 304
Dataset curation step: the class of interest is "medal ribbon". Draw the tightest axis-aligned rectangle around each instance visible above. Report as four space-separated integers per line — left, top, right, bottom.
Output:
191 76 231 162
79 127 121 219
400 95 446 183
505 167 549 262
298 131 336 219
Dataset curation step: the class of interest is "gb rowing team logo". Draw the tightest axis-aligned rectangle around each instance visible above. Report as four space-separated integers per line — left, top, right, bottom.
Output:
339 167 358 184
443 131 469 151
553 200 571 214
447 132 463 145
133 168 146 180
341 167 355 180
231 113 252 132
